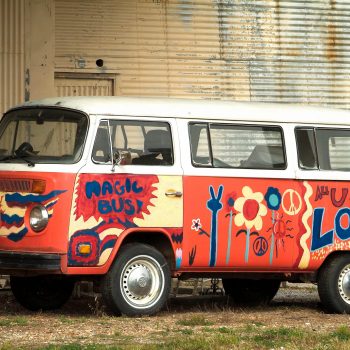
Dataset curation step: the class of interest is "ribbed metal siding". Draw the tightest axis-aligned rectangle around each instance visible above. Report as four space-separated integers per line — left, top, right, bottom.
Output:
55 0 350 108
55 77 114 96
0 0 25 116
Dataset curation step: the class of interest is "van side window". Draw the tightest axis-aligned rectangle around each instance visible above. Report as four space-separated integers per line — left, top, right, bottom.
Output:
316 129 350 171
189 123 286 169
92 120 173 166
295 128 318 170
295 127 350 171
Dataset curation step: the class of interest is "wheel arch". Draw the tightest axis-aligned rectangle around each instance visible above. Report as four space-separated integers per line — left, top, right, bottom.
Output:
112 229 176 271
317 250 350 279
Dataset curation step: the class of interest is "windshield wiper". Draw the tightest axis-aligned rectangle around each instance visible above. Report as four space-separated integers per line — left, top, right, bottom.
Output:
0 142 37 167
0 154 35 167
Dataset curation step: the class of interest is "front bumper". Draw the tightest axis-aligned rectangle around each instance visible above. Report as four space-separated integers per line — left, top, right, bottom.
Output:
0 251 62 274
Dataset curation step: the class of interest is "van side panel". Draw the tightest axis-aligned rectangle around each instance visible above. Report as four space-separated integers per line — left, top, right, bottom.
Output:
182 176 350 272
67 173 183 269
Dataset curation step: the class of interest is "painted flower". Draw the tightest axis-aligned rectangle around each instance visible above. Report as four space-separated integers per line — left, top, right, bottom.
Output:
191 218 202 231
264 187 282 211
225 191 237 212
234 186 267 230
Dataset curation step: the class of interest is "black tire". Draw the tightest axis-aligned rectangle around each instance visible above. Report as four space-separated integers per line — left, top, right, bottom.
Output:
10 275 75 311
222 278 280 305
101 243 171 316
318 254 350 313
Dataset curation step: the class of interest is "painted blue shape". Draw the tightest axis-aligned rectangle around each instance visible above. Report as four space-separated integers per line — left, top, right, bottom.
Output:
7 228 29 242
176 256 182 269
335 208 350 241
5 190 66 204
45 200 58 210
207 185 223 267
117 218 138 228
85 181 101 199
100 237 117 253
311 208 333 251
1 213 23 225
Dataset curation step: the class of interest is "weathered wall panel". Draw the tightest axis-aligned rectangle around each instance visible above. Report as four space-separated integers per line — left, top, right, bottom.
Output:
54 0 350 108
0 0 25 115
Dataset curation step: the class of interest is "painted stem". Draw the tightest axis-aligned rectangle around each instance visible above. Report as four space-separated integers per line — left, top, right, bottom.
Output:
209 212 218 267
226 210 233 265
245 228 250 262
269 210 275 265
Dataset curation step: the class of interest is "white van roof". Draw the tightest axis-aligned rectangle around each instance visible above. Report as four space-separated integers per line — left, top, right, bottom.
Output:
9 96 350 125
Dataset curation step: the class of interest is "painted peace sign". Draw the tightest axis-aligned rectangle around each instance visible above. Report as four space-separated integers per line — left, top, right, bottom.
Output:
253 236 269 257
282 189 302 216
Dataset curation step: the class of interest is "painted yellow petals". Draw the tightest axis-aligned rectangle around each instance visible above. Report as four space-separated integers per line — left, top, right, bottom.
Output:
234 186 267 230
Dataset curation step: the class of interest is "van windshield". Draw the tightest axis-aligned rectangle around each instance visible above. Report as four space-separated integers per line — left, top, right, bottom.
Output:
0 108 88 164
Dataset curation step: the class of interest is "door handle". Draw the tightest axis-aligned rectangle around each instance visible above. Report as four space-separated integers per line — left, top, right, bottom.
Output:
165 190 183 197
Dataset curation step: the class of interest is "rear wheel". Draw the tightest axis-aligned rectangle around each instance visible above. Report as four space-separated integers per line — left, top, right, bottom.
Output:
101 243 171 316
222 278 280 305
318 254 350 313
10 275 75 311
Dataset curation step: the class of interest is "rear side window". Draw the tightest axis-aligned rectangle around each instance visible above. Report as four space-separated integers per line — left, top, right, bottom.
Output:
189 123 286 169
296 127 350 171
92 120 173 166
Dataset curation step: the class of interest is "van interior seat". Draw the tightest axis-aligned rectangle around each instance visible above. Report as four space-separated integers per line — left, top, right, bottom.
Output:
132 129 172 165
243 145 285 169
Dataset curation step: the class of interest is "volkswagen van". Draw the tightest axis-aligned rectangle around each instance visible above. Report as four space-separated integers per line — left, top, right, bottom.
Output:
1 96 350 316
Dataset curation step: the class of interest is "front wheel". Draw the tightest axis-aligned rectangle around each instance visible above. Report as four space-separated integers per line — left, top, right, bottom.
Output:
222 278 280 305
10 275 75 311
318 255 350 313
101 243 171 316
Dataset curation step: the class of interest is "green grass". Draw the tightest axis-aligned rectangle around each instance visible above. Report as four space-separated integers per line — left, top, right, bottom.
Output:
0 316 28 327
175 315 214 327
2 319 350 350
331 325 350 341
23 325 350 350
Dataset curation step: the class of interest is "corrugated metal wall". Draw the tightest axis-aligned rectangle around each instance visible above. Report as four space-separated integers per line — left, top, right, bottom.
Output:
54 0 350 108
0 0 25 116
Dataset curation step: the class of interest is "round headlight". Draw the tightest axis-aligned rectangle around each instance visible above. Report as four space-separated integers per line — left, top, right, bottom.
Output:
29 205 49 232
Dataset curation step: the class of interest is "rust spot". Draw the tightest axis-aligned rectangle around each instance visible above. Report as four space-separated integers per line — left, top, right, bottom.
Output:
326 1 337 64
327 23 337 62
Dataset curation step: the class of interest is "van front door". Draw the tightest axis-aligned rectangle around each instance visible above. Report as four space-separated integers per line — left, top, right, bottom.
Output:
67 117 184 268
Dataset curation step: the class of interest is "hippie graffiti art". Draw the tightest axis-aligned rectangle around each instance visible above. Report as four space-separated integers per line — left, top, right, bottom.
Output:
0 190 66 242
183 177 350 271
68 174 183 267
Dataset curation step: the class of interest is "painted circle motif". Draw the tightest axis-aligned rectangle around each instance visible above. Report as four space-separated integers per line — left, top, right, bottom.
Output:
253 236 269 257
243 199 259 221
269 194 279 207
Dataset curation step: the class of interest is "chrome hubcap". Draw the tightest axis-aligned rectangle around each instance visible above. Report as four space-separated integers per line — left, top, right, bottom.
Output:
338 264 350 304
120 255 164 309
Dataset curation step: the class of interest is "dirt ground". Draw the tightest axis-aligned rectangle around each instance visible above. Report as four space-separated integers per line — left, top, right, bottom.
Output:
0 283 350 348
